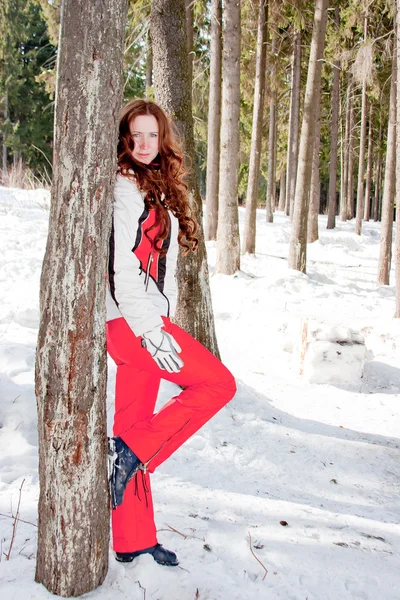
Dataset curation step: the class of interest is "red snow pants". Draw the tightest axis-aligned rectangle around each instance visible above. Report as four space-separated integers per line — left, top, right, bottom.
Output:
106 316 236 553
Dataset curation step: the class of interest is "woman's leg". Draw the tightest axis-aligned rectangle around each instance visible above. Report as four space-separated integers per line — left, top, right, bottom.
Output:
109 359 161 553
106 317 236 475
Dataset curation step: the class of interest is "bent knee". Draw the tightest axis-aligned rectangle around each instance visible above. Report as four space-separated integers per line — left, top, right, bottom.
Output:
217 372 237 405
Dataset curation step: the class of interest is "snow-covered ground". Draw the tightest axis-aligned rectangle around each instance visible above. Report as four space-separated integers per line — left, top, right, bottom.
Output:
1 185 400 599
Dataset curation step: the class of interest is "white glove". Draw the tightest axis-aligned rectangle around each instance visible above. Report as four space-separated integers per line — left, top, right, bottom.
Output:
141 328 184 373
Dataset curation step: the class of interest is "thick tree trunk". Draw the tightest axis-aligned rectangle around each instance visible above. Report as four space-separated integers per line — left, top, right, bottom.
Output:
285 29 301 217
34 1 128 596
278 168 286 211
215 0 241 274
205 0 222 241
242 0 268 253
378 49 396 286
288 0 328 273
151 0 220 356
355 16 369 235
145 30 153 97
327 9 340 230
363 103 373 221
307 100 321 243
266 34 277 224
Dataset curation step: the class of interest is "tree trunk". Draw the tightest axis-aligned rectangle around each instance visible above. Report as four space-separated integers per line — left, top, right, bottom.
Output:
151 0 220 356
242 0 268 253
145 30 153 97
2 89 7 178
186 0 194 94
285 29 301 217
346 81 355 219
378 48 396 286
288 0 328 273
215 0 241 274
278 168 286 211
34 1 128 596
307 99 321 243
363 102 373 221
355 15 369 235
266 33 277 224
396 3 400 316
341 75 351 221
205 0 222 241
326 6 340 230
373 124 382 222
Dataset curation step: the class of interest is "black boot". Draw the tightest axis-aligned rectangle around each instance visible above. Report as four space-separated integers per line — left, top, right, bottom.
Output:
108 436 142 509
116 544 179 566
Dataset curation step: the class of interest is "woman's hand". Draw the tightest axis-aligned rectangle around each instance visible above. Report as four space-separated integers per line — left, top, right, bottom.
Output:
141 328 184 373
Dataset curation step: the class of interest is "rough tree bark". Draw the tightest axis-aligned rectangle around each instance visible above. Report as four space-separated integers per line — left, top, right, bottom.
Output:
151 0 220 356
266 33 277 224
327 6 340 230
242 0 268 254
378 48 396 286
363 103 373 221
285 29 301 217
288 0 328 273
205 0 222 241
307 99 321 243
355 15 369 236
215 0 241 274
35 0 128 596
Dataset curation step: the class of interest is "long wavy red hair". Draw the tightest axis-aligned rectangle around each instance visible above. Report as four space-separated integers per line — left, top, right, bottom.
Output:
117 99 198 255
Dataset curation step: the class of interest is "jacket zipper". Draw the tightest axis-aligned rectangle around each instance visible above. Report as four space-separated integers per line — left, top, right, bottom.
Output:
145 252 154 291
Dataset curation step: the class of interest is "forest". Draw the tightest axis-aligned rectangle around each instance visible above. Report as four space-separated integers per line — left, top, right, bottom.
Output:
1 1 400 599
1 0 399 292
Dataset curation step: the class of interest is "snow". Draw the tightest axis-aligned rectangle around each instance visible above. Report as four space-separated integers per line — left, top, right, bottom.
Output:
1 188 400 599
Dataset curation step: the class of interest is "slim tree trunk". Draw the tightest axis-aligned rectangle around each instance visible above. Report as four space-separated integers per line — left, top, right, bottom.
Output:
288 0 328 272
355 15 369 235
396 3 400 316
2 89 7 178
364 103 373 221
35 1 128 596
346 82 355 219
205 0 222 241
308 100 321 243
186 0 194 93
327 8 341 230
215 0 241 274
373 124 382 222
145 30 153 97
378 48 396 286
285 29 301 217
278 168 286 211
341 75 351 221
266 34 277 224
151 0 220 356
242 0 268 253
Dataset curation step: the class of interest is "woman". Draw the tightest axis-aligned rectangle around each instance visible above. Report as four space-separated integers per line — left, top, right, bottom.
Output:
106 99 236 567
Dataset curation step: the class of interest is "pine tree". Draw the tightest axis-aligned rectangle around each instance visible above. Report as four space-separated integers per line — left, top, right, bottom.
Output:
35 0 128 595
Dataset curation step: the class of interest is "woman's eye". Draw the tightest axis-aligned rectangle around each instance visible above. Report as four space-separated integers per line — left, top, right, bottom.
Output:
150 133 158 138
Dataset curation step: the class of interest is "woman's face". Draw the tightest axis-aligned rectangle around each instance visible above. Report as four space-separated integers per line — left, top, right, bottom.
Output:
130 114 160 165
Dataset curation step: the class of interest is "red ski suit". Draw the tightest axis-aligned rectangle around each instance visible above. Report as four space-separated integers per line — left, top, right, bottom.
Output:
106 173 236 553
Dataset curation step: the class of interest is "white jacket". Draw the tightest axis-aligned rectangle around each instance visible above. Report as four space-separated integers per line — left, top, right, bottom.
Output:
106 173 179 337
